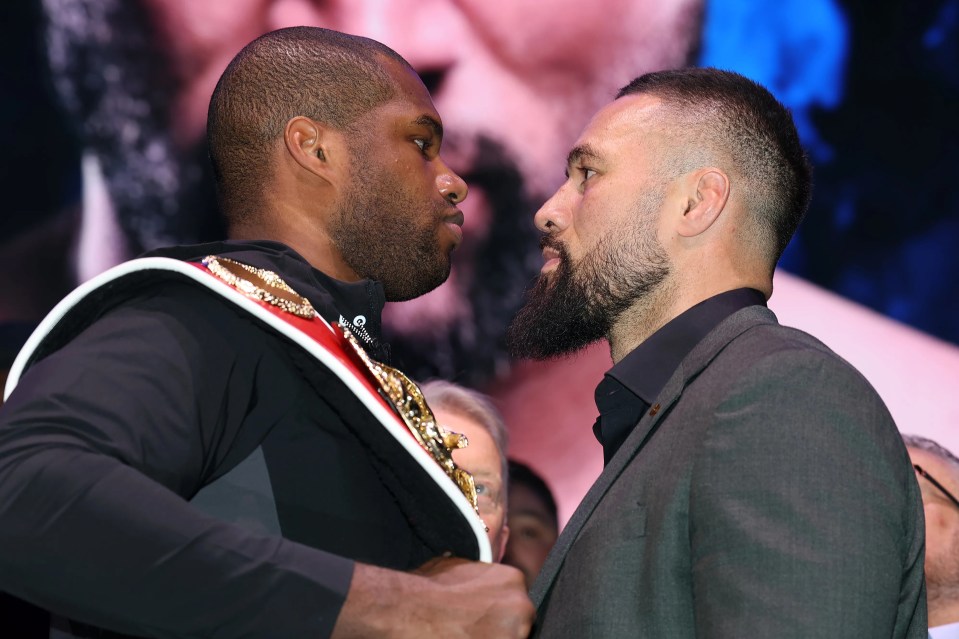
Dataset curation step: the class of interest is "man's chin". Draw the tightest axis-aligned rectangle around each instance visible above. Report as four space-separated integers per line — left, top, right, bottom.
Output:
383 272 467 335
505 279 604 361
380 135 541 382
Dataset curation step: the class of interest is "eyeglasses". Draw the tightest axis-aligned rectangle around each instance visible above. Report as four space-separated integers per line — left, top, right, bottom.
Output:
913 464 959 510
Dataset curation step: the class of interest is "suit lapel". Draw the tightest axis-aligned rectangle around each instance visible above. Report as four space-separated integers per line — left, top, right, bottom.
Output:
529 373 683 606
530 306 778 607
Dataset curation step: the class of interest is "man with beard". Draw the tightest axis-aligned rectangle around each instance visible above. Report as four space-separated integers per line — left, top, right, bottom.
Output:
0 27 533 639
507 68 926 638
29 0 703 383
903 435 959 638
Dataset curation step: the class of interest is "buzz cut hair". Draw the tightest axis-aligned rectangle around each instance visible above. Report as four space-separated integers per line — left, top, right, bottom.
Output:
207 26 410 225
616 68 812 270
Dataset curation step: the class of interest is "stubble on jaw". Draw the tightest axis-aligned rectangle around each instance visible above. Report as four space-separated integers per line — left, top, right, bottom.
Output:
329 144 454 303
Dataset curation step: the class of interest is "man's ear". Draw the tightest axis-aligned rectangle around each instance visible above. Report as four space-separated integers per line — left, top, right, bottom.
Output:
283 116 339 182
675 168 730 238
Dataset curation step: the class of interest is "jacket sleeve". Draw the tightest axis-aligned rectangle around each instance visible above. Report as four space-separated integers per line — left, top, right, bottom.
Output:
0 285 353 638
688 348 926 639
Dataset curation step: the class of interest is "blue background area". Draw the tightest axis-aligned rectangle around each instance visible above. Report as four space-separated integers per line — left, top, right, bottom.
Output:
701 0 959 343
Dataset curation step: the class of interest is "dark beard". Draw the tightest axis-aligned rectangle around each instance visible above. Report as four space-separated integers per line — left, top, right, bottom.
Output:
44 0 224 255
506 241 611 360
383 137 542 384
507 220 671 361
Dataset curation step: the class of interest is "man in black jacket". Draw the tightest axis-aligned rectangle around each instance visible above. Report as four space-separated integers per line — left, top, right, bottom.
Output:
0 27 532 639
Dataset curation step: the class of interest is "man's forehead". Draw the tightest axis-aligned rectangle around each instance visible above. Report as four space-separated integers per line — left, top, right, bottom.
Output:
373 59 441 122
469 469 502 482
369 97 443 134
440 411 501 465
384 58 434 102
573 93 665 155
590 93 663 128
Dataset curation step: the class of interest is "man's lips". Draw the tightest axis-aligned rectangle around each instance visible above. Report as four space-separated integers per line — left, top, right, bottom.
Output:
444 209 465 244
541 244 561 273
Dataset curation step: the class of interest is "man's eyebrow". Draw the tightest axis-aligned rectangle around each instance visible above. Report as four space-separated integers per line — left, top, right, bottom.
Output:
566 143 601 170
414 115 443 139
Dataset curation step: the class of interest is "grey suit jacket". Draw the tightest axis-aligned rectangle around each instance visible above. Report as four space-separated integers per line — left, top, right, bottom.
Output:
531 306 926 638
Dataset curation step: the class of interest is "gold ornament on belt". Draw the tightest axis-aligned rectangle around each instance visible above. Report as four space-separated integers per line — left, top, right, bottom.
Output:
202 256 317 319
201 255 479 515
338 325 481 516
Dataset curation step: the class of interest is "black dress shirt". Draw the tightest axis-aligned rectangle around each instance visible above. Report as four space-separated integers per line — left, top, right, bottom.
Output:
593 288 767 464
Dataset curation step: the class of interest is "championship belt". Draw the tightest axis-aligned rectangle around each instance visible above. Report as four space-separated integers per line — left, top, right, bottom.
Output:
4 255 491 562
197 255 480 513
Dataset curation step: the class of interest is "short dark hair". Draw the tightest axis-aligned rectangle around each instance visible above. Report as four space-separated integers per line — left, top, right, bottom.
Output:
207 26 409 225
507 459 558 531
617 68 812 268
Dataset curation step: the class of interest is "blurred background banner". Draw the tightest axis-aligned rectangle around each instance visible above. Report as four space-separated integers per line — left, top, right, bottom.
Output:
2 0 957 522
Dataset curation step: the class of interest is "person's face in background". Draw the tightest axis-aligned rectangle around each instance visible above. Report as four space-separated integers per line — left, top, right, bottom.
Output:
503 481 559 588
433 406 509 561
907 447 959 616
49 0 702 381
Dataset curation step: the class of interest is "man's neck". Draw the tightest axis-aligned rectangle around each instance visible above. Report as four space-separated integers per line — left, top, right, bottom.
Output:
229 219 360 284
607 276 768 364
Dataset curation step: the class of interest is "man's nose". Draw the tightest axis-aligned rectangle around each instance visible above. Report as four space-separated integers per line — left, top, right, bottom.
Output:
437 170 468 204
533 188 571 233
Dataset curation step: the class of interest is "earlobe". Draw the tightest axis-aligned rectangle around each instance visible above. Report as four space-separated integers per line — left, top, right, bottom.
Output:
676 169 730 238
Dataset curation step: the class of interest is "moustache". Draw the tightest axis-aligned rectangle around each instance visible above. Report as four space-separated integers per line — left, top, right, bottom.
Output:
539 234 572 262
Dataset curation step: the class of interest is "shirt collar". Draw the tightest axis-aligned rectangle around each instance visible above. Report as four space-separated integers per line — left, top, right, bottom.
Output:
606 288 767 405
145 239 390 360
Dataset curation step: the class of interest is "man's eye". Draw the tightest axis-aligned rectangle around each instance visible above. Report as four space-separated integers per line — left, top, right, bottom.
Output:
582 168 597 181
475 483 488 495
414 138 433 154
519 526 543 540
